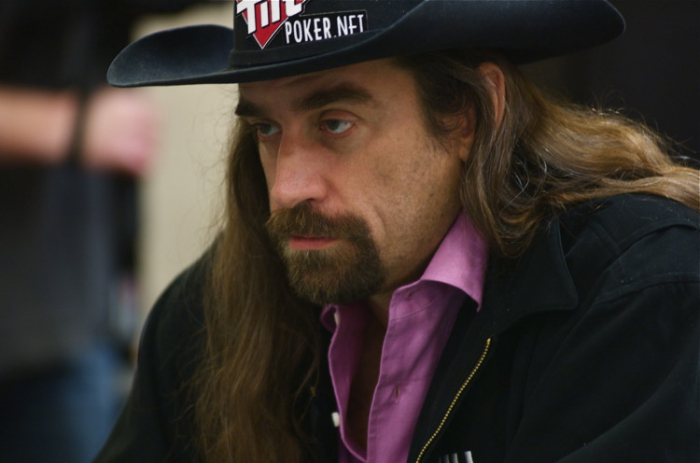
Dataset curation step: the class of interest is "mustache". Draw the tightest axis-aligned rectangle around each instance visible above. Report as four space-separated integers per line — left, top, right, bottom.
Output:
265 204 370 240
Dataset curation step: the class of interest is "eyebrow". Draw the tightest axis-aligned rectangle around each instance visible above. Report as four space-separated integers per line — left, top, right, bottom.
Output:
297 83 374 111
234 83 374 118
234 99 264 118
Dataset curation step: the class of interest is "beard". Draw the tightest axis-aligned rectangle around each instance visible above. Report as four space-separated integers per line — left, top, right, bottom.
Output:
265 204 385 306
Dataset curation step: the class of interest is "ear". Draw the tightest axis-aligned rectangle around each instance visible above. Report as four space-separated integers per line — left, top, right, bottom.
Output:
455 104 476 162
454 62 506 162
477 62 506 130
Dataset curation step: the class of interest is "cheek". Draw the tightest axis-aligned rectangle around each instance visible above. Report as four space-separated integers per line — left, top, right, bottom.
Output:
374 146 462 229
353 153 429 240
371 138 454 200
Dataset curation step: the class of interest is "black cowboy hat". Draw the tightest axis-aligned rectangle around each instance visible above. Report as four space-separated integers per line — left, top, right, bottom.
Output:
108 0 624 87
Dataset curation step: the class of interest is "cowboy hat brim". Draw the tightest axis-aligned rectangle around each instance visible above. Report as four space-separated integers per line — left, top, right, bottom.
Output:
108 0 624 87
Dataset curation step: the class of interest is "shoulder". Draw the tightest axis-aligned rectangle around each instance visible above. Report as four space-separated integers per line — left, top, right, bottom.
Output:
557 194 699 304
559 193 699 247
139 251 211 386
95 252 212 463
485 195 700 462
148 253 210 331
484 194 698 328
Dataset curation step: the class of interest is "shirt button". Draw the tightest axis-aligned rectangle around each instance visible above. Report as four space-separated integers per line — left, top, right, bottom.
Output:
331 411 340 428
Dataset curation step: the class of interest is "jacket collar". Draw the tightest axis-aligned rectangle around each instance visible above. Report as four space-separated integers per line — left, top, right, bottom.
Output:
483 217 579 335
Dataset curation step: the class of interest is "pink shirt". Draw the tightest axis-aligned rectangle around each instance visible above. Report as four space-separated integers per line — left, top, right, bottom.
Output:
320 213 488 463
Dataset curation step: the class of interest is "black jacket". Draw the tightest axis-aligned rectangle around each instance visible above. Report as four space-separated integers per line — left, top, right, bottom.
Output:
96 194 700 463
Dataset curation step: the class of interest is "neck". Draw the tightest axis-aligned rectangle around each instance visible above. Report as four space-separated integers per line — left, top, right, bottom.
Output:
367 291 393 327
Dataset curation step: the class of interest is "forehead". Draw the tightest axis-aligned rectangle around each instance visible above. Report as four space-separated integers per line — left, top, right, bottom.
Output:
236 58 416 113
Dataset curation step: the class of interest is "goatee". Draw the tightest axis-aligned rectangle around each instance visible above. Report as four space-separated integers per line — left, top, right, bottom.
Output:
265 204 385 305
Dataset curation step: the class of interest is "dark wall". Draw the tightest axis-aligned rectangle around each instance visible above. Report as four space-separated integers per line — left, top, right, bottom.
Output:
523 0 699 160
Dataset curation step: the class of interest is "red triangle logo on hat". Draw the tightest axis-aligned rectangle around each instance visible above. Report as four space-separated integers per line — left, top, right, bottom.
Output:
236 0 312 49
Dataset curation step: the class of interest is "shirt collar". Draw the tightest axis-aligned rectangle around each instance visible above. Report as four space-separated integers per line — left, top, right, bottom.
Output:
421 211 488 306
321 211 488 328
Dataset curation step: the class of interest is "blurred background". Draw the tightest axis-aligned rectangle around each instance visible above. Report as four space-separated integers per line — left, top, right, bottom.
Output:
524 0 699 163
0 1 697 462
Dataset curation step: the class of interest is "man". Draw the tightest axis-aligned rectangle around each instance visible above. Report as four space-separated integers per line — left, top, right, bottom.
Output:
97 1 699 462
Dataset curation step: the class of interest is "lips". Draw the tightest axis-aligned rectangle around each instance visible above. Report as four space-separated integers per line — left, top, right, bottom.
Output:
288 235 338 250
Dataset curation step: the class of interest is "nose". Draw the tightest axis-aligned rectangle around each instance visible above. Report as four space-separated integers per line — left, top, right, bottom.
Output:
269 133 328 210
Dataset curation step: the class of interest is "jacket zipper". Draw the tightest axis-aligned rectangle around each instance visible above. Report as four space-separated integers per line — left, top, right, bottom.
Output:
413 338 492 463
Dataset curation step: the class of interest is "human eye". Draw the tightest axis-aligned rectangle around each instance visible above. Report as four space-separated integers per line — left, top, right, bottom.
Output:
320 119 354 135
253 122 281 139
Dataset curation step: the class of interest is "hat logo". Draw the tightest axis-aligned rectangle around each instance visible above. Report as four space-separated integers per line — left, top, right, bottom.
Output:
236 0 311 49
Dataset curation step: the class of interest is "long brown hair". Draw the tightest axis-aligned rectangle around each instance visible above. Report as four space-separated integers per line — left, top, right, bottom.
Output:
194 50 700 462
193 122 321 462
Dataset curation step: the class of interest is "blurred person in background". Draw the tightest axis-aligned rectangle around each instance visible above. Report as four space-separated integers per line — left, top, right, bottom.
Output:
0 1 204 462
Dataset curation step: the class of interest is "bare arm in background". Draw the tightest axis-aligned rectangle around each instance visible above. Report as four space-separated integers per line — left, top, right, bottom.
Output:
0 86 159 176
